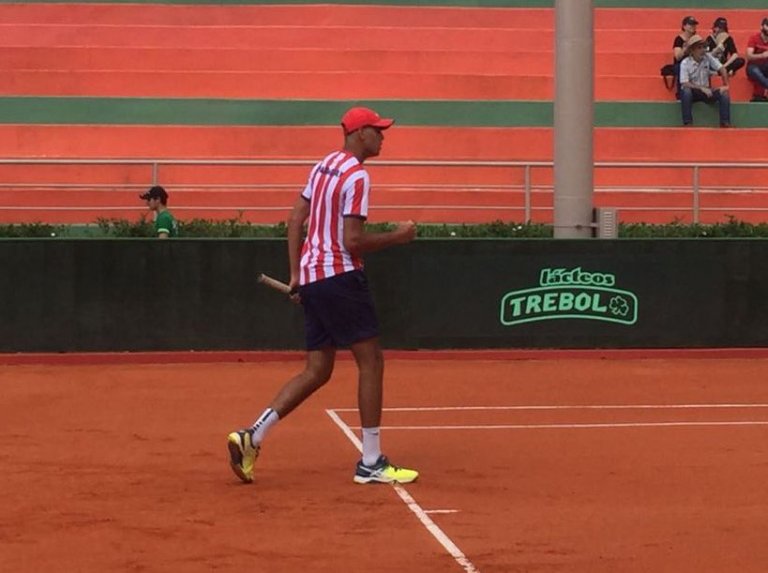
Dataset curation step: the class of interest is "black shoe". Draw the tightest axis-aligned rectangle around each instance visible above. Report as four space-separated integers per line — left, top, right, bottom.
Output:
720 122 732 128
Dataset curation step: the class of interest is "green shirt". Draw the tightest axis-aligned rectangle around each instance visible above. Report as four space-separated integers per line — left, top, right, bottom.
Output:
155 210 178 237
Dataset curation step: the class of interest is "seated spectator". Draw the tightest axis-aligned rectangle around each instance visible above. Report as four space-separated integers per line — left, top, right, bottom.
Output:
746 17 768 102
679 35 731 127
706 17 745 76
669 15 700 95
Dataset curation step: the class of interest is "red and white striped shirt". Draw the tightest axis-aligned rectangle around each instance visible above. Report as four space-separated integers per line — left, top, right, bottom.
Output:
299 150 370 285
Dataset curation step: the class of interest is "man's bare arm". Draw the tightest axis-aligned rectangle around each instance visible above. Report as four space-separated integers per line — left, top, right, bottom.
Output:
343 217 416 256
287 196 311 289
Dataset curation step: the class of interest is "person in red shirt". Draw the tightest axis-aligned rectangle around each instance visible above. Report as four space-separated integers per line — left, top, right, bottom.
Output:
746 17 768 102
227 107 420 486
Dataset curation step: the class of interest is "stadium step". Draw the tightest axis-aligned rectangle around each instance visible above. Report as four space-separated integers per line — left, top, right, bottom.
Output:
1 125 767 161
0 4 542 28
1 4 765 102
0 46 686 75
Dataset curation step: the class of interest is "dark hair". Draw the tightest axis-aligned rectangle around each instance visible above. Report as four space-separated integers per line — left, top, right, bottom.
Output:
681 16 698 30
139 185 169 205
713 17 728 32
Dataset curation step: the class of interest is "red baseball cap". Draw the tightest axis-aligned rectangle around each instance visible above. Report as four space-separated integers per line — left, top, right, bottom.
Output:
340 106 394 135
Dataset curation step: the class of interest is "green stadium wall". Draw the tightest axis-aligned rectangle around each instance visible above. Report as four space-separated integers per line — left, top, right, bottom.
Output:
3 97 768 128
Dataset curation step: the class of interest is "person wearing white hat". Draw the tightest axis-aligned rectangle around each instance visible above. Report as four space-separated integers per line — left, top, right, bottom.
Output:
679 34 731 127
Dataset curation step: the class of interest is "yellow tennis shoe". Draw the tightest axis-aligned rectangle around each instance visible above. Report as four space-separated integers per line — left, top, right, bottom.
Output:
353 455 419 484
227 429 260 484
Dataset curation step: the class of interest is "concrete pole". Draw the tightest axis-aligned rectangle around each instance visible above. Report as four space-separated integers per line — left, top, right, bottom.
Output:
554 0 594 238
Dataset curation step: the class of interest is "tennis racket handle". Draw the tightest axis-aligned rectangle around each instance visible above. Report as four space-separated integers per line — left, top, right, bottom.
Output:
257 273 292 294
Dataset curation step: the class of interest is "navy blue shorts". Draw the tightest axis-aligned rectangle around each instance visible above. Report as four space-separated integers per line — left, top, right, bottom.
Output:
299 269 380 350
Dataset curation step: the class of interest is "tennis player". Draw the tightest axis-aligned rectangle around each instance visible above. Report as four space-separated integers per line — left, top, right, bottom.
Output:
227 106 418 484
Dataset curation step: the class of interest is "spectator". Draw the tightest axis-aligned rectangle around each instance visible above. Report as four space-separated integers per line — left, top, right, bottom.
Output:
668 16 699 94
139 185 178 238
746 17 768 102
679 35 731 127
706 17 745 76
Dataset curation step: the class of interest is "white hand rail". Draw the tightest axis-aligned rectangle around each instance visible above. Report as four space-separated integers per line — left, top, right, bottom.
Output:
0 158 766 223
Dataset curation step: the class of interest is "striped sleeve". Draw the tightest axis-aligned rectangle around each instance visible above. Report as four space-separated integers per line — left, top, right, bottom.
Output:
342 170 370 219
301 163 322 201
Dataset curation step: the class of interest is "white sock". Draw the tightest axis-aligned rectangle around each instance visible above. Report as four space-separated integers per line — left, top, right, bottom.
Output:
361 427 381 467
251 408 279 445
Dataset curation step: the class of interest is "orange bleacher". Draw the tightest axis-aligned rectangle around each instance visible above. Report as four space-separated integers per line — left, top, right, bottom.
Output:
1 4 768 225
2 5 764 101
1 125 766 224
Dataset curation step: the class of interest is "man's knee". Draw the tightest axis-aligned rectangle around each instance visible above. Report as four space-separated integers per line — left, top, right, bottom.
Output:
352 339 384 375
361 348 383 372
304 350 335 386
307 364 333 386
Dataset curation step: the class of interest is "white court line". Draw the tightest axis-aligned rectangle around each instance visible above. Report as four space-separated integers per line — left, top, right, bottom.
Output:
347 421 768 430
332 403 768 413
325 409 479 573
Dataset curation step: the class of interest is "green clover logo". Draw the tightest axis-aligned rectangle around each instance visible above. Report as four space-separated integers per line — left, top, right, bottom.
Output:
609 296 630 317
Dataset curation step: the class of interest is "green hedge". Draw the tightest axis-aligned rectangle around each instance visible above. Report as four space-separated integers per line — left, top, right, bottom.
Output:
3 217 768 239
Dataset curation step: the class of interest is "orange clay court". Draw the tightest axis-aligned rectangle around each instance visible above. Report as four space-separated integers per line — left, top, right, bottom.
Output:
2 354 768 572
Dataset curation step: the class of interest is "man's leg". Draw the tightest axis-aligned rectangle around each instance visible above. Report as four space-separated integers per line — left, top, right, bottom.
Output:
747 64 768 99
349 336 418 484
268 347 336 418
680 87 694 125
350 336 384 430
227 348 336 483
715 89 731 126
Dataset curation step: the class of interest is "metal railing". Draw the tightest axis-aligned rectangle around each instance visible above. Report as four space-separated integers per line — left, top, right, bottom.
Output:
0 158 766 223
